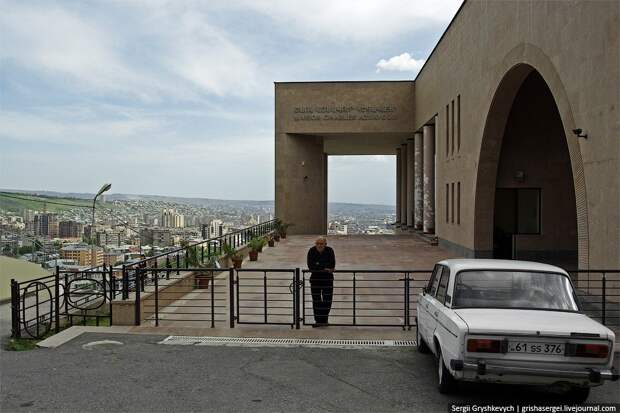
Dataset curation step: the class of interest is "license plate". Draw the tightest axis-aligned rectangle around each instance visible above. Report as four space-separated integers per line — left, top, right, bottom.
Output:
508 342 564 355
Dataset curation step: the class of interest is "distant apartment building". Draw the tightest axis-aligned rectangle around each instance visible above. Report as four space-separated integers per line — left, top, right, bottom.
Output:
59 221 83 239
95 230 122 248
140 228 172 247
34 213 59 238
202 219 224 239
60 243 104 266
103 252 124 266
161 209 184 228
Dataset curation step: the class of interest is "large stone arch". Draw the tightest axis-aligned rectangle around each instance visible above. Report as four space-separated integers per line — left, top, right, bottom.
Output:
473 43 588 269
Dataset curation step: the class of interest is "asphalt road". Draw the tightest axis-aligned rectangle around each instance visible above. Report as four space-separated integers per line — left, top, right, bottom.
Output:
1 333 619 412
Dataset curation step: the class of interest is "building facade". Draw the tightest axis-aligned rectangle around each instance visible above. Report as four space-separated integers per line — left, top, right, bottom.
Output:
274 0 619 270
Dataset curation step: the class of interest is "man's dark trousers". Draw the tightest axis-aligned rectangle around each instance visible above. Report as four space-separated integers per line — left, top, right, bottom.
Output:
310 273 333 324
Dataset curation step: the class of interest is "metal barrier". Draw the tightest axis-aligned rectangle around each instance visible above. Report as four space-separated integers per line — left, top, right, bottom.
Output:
139 267 228 328
11 266 115 339
569 270 620 327
11 265 620 338
301 270 432 329
234 268 299 328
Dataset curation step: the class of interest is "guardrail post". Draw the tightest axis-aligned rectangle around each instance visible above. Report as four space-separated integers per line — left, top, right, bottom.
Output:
154 269 159 327
229 268 235 328
122 265 128 299
295 268 301 329
10 279 20 338
176 254 180 275
353 272 357 326
55 267 60 333
403 273 409 330
602 272 606 325
135 270 141 326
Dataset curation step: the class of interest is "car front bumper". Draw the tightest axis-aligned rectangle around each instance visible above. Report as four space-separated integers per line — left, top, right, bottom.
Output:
452 359 619 385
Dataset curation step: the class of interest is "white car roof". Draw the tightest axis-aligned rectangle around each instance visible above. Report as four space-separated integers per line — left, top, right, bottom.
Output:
437 259 568 275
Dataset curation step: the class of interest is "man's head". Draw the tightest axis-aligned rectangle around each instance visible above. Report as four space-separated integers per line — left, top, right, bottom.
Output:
314 236 327 252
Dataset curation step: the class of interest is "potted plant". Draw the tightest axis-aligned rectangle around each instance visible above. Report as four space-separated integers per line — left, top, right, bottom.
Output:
273 233 281 242
223 243 243 269
182 241 219 289
275 219 293 239
267 235 275 248
248 237 264 261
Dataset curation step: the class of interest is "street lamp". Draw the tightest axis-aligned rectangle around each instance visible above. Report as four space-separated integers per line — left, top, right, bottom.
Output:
91 183 112 266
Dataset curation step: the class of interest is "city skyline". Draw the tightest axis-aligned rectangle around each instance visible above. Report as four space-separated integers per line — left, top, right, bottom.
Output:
0 1 461 205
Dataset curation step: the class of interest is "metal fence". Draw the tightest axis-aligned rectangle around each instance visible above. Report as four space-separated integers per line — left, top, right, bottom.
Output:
569 270 620 327
11 264 620 338
11 267 116 339
301 270 432 329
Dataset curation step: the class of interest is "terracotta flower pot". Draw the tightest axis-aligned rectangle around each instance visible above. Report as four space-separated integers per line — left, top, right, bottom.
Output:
194 273 211 289
280 232 287 239
268 239 275 247
249 250 258 261
232 257 243 269
274 234 280 242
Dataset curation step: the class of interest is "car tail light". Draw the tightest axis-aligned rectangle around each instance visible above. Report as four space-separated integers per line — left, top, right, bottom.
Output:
467 338 503 353
567 343 609 358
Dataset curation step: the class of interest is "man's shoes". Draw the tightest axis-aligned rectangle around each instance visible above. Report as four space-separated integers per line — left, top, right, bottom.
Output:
312 322 328 328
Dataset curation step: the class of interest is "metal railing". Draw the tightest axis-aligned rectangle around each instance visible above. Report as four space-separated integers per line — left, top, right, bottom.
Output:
569 270 620 327
11 266 116 339
11 264 620 338
118 220 277 300
301 270 432 329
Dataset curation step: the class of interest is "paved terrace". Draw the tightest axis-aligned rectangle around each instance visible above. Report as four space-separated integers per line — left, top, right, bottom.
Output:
134 235 455 338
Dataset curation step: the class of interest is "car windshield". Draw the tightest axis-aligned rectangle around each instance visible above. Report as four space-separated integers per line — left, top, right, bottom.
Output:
452 270 579 311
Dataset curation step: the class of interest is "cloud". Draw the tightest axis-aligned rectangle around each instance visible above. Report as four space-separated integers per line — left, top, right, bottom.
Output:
237 0 462 43
375 53 425 73
0 1 262 101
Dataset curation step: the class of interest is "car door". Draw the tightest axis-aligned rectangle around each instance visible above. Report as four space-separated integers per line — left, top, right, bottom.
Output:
431 266 461 361
421 265 443 347
417 265 439 342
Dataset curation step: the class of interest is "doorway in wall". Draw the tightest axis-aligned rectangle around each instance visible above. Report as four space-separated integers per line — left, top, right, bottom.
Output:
327 155 396 235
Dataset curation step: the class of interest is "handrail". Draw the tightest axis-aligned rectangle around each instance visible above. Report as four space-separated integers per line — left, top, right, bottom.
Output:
124 219 277 270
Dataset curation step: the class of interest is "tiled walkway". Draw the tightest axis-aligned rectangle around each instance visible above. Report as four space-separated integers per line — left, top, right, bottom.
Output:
139 235 456 337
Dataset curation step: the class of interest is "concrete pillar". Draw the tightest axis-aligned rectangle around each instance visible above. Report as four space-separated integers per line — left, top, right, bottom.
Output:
414 132 424 230
406 138 414 227
423 125 435 233
395 147 401 224
400 143 408 225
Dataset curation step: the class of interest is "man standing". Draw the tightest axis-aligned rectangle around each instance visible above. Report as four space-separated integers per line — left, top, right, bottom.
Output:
307 236 336 327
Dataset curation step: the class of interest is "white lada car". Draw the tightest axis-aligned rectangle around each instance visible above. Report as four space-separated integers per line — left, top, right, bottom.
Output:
416 259 618 401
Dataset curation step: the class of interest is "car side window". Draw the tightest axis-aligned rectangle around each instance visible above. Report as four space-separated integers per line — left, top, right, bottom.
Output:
436 266 450 304
430 265 442 296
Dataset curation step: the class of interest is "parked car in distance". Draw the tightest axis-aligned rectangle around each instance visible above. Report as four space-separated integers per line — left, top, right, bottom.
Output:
416 259 618 402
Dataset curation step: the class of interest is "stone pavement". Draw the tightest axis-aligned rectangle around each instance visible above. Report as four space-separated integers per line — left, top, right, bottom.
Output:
142 234 455 330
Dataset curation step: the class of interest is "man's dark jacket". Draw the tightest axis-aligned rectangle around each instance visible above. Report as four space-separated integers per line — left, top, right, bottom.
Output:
307 246 336 277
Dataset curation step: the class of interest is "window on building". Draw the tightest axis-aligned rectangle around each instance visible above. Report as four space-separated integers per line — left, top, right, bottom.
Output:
446 183 450 223
445 104 450 158
517 189 541 234
451 99 455 155
457 95 461 152
495 188 542 235
451 182 455 224
457 181 461 225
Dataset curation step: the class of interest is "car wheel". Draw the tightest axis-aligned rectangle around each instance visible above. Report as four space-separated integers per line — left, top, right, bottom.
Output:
416 325 430 354
566 386 590 403
437 346 456 394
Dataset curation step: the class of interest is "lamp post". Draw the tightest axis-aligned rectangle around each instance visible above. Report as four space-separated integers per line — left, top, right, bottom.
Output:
91 183 112 267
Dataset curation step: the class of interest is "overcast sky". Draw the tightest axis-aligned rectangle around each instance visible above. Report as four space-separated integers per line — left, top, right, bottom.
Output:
0 0 461 205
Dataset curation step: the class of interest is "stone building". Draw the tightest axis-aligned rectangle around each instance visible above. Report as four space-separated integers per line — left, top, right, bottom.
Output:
274 0 619 270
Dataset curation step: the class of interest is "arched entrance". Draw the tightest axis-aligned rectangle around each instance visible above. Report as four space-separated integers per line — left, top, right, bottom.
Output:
475 64 580 269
